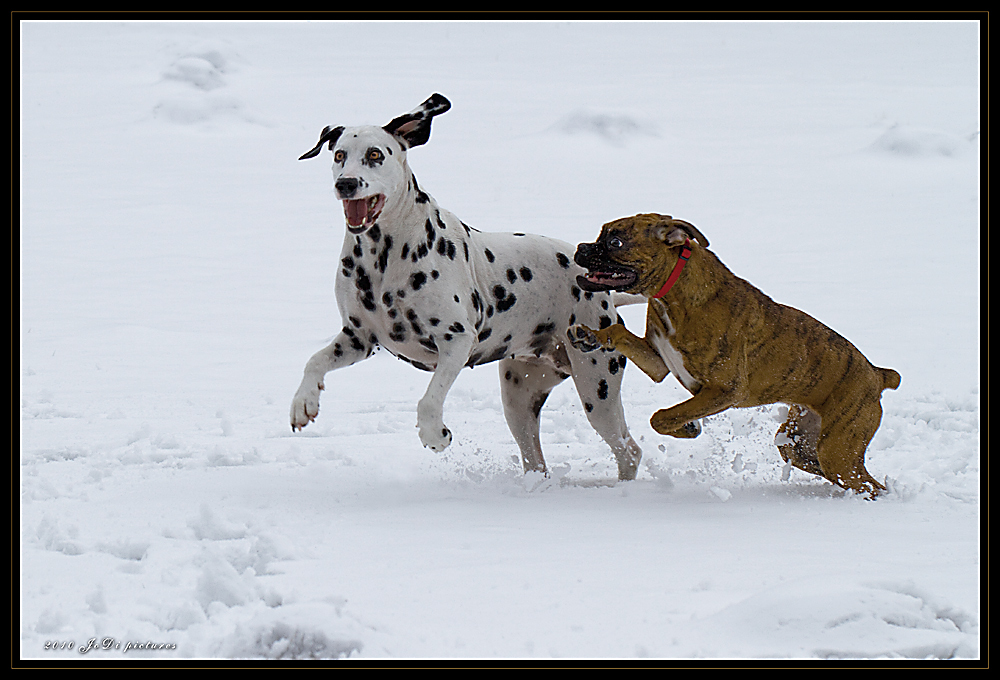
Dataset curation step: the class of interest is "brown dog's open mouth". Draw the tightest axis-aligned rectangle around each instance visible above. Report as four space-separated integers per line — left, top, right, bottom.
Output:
342 194 386 233
576 269 638 292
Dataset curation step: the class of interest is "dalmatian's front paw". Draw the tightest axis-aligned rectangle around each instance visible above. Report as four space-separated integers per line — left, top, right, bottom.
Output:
417 396 453 451
290 380 324 431
567 324 603 353
419 421 453 452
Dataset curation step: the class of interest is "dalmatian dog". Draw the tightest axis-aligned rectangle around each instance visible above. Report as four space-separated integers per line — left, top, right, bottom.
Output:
290 94 644 480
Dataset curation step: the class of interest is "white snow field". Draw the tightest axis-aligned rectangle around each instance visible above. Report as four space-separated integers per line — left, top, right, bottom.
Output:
19 20 980 662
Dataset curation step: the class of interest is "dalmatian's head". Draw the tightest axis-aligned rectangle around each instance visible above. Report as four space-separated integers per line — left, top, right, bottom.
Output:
299 94 451 234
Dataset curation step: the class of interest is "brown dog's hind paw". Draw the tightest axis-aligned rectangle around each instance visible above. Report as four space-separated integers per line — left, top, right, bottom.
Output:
775 405 825 476
775 432 824 477
832 470 887 500
777 443 824 477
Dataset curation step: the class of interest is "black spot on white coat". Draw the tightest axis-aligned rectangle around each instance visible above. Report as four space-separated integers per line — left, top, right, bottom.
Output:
597 380 609 400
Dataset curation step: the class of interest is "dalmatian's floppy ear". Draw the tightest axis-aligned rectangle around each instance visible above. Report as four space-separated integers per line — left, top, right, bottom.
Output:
299 125 345 160
383 93 452 149
655 216 710 248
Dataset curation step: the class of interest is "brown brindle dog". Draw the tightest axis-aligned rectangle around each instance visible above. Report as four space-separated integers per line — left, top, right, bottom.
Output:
568 213 900 498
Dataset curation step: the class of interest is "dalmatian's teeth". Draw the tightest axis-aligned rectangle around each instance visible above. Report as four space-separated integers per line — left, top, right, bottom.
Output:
364 194 386 226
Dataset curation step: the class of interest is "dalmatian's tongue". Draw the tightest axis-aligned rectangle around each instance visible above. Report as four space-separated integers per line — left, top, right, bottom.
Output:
342 194 386 229
343 198 369 227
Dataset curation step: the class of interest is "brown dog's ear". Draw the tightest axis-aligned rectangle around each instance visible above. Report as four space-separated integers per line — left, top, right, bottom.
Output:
655 218 710 248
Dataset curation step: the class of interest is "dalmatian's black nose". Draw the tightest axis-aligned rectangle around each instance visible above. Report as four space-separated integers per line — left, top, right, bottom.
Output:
335 177 360 198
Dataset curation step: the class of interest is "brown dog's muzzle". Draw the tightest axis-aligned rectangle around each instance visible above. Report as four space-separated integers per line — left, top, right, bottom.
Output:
574 241 602 267
574 241 638 292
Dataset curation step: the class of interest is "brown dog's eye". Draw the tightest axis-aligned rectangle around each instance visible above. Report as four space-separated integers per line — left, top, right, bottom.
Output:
608 237 624 250
334 150 345 163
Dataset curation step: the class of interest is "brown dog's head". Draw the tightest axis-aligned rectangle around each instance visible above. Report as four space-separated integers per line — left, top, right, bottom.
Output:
574 213 710 296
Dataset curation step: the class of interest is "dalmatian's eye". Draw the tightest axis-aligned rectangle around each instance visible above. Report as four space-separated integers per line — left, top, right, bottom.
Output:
367 149 384 162
608 237 624 250
333 150 345 164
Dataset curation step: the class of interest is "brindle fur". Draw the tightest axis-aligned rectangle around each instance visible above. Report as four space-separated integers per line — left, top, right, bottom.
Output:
569 213 900 498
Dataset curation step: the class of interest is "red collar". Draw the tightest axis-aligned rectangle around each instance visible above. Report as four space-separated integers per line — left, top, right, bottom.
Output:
652 239 692 299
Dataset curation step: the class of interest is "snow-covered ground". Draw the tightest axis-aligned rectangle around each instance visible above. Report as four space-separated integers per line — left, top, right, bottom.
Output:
19 20 980 661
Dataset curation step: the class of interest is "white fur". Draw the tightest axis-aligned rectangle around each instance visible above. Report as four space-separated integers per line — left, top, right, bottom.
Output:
647 299 699 392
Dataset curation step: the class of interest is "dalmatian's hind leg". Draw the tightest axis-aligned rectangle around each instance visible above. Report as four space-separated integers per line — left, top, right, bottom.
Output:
499 358 568 475
567 347 642 481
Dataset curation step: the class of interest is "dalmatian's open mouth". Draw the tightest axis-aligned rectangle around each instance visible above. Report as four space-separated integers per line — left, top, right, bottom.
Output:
577 269 638 292
342 194 386 234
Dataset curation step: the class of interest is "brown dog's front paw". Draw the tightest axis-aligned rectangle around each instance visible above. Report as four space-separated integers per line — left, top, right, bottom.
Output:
650 410 702 438
567 324 603 353
667 420 702 439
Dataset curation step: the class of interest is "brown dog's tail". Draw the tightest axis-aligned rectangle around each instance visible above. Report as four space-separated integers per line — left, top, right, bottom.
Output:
878 367 901 391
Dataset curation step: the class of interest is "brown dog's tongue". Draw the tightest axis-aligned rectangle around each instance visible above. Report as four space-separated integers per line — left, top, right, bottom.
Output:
343 198 368 227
